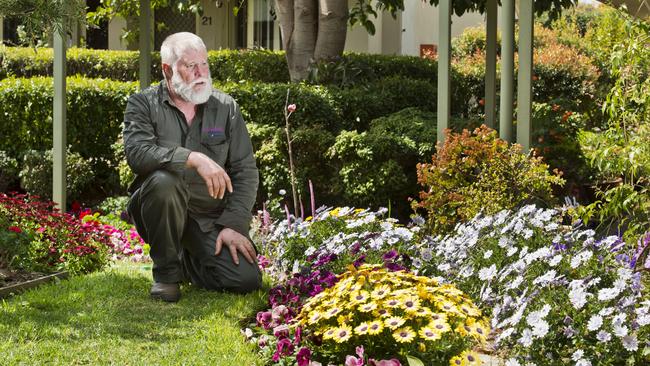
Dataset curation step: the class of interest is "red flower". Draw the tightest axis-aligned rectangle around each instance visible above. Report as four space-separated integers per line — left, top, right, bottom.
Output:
8 226 22 233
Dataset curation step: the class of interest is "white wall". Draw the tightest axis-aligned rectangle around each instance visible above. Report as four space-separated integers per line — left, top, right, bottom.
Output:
401 1 486 56
108 17 128 50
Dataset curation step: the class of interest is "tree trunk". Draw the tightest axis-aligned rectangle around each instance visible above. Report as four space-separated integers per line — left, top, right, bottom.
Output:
288 0 318 81
275 0 348 82
313 0 348 61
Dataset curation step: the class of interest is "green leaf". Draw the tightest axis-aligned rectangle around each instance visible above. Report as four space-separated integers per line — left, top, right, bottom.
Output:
406 355 425 366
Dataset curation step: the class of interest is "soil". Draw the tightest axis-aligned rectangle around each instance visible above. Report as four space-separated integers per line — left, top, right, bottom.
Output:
0 266 49 288
0 248 50 289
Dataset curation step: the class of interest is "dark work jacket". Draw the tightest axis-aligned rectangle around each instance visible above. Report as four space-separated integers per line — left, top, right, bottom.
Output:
123 82 259 238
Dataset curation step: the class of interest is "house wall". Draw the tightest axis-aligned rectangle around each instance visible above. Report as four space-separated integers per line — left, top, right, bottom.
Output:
401 1 486 56
196 0 237 50
108 17 129 50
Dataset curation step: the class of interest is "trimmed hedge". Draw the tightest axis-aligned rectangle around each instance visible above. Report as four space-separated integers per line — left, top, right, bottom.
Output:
0 77 137 161
0 76 439 207
0 47 437 84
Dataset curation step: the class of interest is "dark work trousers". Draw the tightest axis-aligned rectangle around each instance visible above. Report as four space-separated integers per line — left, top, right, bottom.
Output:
127 170 262 294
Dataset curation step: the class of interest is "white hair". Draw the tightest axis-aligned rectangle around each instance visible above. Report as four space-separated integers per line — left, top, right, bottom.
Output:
160 32 207 70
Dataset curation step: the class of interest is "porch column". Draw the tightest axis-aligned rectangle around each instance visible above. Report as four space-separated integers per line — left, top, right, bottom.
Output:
437 0 451 143
484 0 497 128
139 0 152 89
499 0 515 141
517 0 534 152
53 31 66 208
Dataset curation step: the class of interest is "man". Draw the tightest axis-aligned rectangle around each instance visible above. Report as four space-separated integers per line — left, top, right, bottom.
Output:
123 32 261 302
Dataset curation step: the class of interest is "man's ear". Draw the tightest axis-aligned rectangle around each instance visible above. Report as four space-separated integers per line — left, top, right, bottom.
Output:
162 64 173 80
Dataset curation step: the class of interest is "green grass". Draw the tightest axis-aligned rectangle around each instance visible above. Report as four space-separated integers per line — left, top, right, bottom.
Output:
0 261 268 365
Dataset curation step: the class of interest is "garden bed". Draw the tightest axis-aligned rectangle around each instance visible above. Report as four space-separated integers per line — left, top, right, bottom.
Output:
0 266 68 298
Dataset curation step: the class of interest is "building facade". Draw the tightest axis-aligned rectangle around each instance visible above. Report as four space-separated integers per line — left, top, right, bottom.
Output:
0 0 486 56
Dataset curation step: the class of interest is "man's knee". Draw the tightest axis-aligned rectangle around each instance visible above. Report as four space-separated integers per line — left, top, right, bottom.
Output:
208 260 262 294
140 170 185 201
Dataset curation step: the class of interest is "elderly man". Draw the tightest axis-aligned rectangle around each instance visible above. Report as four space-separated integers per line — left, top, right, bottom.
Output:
123 32 261 302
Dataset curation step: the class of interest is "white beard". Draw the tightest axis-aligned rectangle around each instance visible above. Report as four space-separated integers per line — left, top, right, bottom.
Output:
171 72 213 104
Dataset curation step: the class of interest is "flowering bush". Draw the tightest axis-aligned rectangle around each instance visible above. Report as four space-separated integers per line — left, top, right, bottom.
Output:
296 264 489 365
257 206 421 280
0 194 109 274
413 126 564 234
0 193 148 275
80 211 149 262
416 205 650 365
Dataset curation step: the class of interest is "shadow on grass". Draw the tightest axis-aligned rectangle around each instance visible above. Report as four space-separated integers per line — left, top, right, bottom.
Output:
0 263 270 344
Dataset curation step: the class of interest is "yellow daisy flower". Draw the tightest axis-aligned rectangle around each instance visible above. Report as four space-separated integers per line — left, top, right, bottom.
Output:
419 326 442 341
470 321 490 343
323 306 342 319
323 298 339 308
309 311 323 324
358 301 378 313
412 306 432 318
372 308 391 319
354 321 371 335
350 290 370 304
459 302 481 318
460 350 481 366
322 327 337 340
371 285 391 299
449 355 465 366
332 324 353 343
367 320 384 335
438 300 461 315
400 296 421 313
384 298 401 308
393 326 416 343
430 312 448 324
455 323 473 337
384 316 406 330
430 320 451 334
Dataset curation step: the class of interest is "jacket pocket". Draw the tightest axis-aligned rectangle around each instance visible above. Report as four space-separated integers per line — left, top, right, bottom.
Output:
201 137 229 167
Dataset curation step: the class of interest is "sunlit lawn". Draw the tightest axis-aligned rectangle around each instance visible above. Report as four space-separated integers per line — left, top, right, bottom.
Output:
0 261 268 365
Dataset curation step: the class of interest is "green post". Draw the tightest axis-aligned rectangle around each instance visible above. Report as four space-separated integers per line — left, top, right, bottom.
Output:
437 0 451 144
53 31 66 208
485 0 497 129
517 0 534 152
499 0 515 142
139 0 152 90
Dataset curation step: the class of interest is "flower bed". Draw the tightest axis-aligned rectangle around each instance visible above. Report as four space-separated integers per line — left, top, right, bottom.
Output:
247 206 650 365
0 193 148 278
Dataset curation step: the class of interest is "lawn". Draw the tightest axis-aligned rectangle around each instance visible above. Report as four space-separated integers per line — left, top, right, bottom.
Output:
0 261 268 365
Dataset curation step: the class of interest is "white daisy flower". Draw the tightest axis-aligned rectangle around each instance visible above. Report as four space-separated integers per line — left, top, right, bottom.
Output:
587 315 603 332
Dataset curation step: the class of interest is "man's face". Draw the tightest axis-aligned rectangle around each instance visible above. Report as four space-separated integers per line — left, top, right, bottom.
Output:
169 48 212 104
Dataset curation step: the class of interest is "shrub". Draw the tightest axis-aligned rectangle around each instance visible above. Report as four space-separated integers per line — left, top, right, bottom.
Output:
326 108 472 219
0 76 136 162
530 102 591 194
0 151 19 192
19 149 96 201
333 77 438 130
0 47 439 85
413 125 564 234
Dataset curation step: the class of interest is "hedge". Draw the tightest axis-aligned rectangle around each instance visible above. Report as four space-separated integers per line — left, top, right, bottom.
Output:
0 77 137 161
0 76 439 207
0 46 436 84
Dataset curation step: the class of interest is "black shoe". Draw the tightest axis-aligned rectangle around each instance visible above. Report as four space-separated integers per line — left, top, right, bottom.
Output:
150 282 181 302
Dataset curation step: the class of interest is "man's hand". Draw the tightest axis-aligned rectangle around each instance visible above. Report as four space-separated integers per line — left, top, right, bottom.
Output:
187 152 233 199
215 228 256 265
